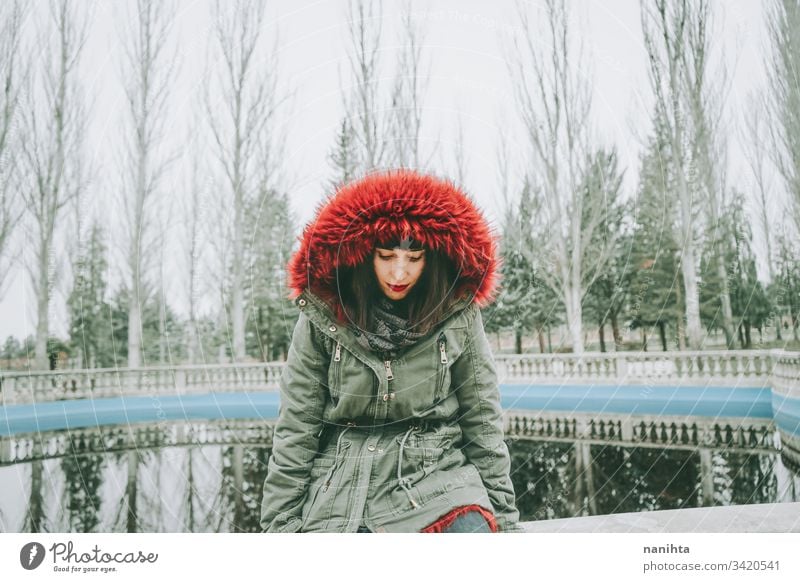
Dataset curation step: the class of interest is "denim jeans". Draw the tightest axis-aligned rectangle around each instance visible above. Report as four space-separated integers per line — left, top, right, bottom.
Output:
356 510 492 533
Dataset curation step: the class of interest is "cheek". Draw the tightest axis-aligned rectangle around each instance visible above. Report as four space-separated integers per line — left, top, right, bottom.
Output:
411 262 425 282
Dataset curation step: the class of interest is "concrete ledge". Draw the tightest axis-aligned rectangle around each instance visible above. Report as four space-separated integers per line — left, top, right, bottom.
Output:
520 502 800 533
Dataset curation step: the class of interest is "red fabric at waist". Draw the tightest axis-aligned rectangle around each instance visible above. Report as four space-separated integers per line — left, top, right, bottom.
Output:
420 504 498 533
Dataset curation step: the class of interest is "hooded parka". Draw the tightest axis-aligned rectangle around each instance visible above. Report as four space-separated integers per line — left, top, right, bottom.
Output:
259 170 523 533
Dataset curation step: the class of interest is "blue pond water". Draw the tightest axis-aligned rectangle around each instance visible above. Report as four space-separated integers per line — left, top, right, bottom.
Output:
1 383 791 437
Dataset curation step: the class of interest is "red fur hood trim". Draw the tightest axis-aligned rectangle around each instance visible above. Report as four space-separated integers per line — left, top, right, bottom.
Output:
287 170 502 321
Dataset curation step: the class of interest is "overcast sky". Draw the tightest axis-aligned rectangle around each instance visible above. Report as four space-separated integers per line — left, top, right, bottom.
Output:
0 0 769 343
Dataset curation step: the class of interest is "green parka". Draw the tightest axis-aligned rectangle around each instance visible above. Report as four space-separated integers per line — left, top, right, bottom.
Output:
259 170 523 533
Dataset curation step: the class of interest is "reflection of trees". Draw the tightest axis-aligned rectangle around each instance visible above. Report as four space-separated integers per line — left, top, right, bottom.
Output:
178 445 226 533
10 437 790 532
591 446 700 513
109 449 159 532
60 452 104 532
24 461 44 532
216 445 270 532
715 452 777 506
507 439 575 521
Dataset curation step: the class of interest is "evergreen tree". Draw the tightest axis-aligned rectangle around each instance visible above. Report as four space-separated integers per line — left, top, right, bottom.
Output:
67 222 111 369
726 191 772 347
629 137 683 351
493 178 563 353
773 233 800 343
243 187 296 362
581 148 630 352
104 287 184 368
2 335 21 369
327 116 360 190
702 191 776 348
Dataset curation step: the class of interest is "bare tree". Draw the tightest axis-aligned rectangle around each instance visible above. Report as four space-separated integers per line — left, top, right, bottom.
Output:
682 0 736 349
117 0 178 368
345 0 389 173
388 0 430 169
181 121 209 364
495 110 515 213
640 0 706 349
19 1 89 370
205 0 283 362
765 0 800 238
509 0 613 355
0 1 27 300
451 112 468 188
741 90 777 282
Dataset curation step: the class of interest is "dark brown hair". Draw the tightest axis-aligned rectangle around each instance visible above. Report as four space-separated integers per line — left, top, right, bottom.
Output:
336 237 460 336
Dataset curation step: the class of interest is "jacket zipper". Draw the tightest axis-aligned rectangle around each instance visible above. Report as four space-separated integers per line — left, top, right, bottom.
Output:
435 332 448 401
331 341 342 400
384 359 394 381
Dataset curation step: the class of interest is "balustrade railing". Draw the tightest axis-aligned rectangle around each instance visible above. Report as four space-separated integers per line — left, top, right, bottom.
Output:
0 349 795 406
0 363 285 405
496 349 777 385
504 411 775 452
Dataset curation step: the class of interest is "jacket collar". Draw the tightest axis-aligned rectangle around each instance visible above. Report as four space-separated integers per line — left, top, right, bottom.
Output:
296 288 472 367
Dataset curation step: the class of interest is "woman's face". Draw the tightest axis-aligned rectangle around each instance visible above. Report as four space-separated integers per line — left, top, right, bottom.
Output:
373 247 426 300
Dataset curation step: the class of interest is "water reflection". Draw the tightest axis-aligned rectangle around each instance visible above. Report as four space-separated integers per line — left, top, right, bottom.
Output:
1 439 797 532
507 439 798 521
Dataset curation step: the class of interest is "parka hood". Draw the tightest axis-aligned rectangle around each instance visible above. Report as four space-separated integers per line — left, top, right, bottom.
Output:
287 169 502 322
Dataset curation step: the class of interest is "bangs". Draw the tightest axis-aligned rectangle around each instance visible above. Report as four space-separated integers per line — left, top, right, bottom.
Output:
376 235 425 251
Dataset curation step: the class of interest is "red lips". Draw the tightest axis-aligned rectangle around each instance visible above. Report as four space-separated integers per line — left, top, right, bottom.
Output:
389 284 408 292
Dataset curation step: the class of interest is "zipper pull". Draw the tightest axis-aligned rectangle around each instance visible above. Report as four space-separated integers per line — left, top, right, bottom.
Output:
334 341 341 362
438 332 448 364
384 359 394 381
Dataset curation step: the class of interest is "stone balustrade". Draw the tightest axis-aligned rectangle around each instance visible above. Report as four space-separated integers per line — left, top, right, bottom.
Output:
0 349 789 405
0 363 285 405
504 411 775 452
496 349 776 386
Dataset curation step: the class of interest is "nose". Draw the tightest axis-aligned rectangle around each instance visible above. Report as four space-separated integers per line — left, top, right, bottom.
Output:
391 261 408 282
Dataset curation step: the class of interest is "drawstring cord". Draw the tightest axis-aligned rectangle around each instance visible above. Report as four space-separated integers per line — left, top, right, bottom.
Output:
321 423 354 492
397 425 421 509
319 421 424 510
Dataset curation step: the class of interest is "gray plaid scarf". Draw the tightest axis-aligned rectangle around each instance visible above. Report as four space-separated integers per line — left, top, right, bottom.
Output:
352 295 427 360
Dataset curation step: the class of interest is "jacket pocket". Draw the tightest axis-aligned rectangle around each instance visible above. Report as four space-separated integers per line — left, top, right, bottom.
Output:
390 433 450 515
302 440 352 530
309 451 338 479
394 430 450 478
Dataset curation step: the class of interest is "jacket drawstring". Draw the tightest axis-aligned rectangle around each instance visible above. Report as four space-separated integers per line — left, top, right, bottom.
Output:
321 422 354 492
396 425 421 509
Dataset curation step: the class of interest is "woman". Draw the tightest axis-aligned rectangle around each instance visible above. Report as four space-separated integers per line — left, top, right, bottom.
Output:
259 169 523 533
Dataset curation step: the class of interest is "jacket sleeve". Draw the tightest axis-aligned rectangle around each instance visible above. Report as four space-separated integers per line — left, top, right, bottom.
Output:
451 306 524 533
260 311 328 532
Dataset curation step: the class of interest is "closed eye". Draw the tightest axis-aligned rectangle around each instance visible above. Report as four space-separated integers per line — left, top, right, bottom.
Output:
379 255 423 262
